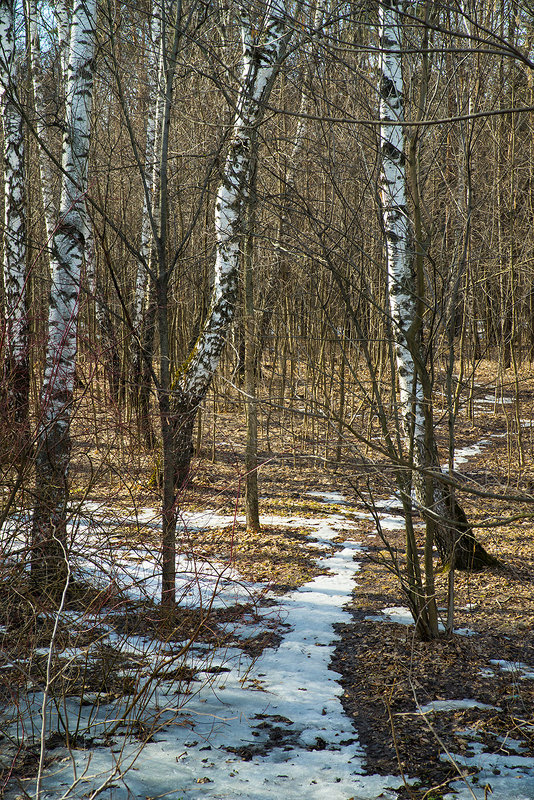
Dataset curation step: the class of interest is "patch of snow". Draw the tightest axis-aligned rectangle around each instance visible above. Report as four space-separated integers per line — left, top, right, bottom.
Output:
365 608 477 637
418 699 499 714
452 444 483 466
378 514 406 531
477 394 513 404
490 660 534 680
496 735 526 754
454 627 478 637
478 668 496 678
381 605 414 624
444 751 534 800
6 514 404 800
305 491 349 505
373 496 404 512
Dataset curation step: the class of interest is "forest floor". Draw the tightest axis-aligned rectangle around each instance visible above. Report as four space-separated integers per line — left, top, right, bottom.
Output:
1 361 534 798
170 361 534 798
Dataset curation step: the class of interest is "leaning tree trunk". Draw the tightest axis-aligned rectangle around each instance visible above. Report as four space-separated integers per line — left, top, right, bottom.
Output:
32 0 97 593
158 0 291 605
378 0 496 571
0 0 29 434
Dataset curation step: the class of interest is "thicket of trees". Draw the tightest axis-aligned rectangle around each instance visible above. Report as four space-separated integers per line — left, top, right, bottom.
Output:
1 0 533 635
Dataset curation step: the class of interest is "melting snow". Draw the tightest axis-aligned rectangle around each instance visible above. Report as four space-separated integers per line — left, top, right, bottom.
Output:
3 451 533 799
3 495 404 800
418 699 500 714
490 660 534 680
306 490 348 504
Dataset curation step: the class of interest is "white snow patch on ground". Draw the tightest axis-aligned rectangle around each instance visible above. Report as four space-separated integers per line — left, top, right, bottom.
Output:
490 659 534 680
477 394 513 404
378 514 406 531
418 699 499 714
364 607 478 638
306 490 348 504
452 444 484 466
365 605 414 626
3 466 533 799
445 751 534 800
4 498 404 800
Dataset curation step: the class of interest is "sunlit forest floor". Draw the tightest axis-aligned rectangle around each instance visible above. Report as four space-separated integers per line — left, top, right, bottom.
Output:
179 362 534 796
1 358 534 797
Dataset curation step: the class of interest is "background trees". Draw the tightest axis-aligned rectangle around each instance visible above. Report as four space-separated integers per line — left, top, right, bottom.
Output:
1 0 533 622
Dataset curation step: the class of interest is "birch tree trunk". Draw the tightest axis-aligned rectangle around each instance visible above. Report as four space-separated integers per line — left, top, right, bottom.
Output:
26 0 61 245
1 0 28 432
132 3 165 428
32 0 97 591
158 0 291 605
378 0 496 571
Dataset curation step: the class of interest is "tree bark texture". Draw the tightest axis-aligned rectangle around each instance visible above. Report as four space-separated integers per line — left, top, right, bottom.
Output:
378 0 496 571
131 5 165 402
32 0 97 590
1 0 29 431
26 0 60 244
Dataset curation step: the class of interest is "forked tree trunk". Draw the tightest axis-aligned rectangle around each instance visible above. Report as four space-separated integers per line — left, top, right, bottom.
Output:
378 0 496 571
32 0 97 592
1 0 29 434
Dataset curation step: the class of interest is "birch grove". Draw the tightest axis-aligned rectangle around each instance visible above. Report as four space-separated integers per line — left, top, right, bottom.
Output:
32 0 97 590
0 0 525 622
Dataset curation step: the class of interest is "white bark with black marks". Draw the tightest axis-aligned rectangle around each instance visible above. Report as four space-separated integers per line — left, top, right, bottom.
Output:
378 0 496 571
174 0 289 410
133 4 166 332
33 0 97 587
379 0 425 454
26 0 61 244
1 0 28 424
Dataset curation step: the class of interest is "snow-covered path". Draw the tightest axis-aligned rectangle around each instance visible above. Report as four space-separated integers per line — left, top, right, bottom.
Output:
29 504 404 800
5 438 534 800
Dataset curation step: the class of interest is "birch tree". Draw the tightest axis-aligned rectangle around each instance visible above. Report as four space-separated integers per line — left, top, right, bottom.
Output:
1 0 28 431
26 0 66 245
32 0 97 591
244 1 325 532
156 0 293 605
378 0 496 575
131 2 165 434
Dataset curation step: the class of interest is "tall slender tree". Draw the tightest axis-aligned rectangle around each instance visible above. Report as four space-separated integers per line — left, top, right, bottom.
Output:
32 0 97 591
131 1 166 431
159 0 293 605
26 0 62 245
1 0 28 431
378 0 496 571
